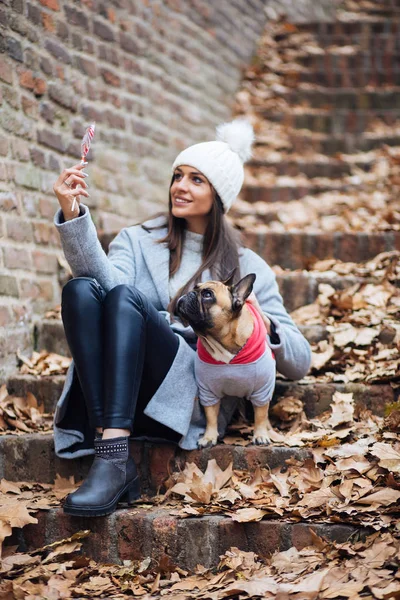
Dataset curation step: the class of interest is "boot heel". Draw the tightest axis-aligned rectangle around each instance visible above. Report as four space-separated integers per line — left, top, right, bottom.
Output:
120 477 141 505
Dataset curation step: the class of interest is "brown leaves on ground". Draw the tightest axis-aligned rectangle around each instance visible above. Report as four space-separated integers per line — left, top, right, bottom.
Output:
0 476 77 556
154 392 400 530
44 304 61 320
17 350 71 376
307 251 400 283
1 530 400 599
0 385 53 435
290 262 400 384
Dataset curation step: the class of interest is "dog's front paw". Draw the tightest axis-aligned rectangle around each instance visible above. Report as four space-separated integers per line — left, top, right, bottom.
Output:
252 429 271 445
198 434 218 448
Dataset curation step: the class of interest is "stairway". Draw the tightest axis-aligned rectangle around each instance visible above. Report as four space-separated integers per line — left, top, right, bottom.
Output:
2 1 400 571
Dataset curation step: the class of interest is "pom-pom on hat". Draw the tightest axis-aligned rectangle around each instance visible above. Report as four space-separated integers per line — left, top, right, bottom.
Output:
172 118 254 213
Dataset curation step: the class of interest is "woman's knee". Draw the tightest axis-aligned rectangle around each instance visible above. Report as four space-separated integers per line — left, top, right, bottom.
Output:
104 284 147 313
62 277 103 308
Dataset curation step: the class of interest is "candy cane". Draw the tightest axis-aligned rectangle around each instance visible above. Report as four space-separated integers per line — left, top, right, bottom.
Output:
72 122 96 213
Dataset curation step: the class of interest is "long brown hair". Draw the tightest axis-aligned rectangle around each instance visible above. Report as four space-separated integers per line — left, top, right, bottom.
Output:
141 175 243 315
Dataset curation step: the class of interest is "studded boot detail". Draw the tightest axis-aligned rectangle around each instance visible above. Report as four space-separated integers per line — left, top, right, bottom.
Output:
63 436 140 517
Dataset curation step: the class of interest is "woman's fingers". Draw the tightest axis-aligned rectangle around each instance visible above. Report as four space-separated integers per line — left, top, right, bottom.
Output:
62 174 89 189
54 165 88 188
69 187 89 197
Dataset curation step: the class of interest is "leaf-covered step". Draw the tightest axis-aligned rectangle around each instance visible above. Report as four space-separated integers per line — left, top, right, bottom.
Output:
5 368 395 422
0 433 312 491
244 229 400 270
256 107 400 137
10 506 365 570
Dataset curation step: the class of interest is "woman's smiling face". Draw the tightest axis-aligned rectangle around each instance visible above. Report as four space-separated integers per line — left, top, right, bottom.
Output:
170 165 214 234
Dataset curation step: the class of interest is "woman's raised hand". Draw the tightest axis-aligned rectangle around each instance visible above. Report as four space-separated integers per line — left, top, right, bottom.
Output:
53 162 90 221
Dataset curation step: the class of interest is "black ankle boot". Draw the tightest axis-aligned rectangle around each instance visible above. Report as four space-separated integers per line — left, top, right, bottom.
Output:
63 436 141 517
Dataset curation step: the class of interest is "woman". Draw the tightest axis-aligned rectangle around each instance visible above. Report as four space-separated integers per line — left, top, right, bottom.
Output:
52 118 311 517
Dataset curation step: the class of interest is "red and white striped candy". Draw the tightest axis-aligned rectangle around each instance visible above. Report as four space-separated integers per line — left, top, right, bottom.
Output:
81 122 95 159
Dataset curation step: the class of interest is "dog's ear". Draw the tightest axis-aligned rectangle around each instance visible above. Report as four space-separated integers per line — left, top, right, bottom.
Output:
231 273 256 313
221 268 237 287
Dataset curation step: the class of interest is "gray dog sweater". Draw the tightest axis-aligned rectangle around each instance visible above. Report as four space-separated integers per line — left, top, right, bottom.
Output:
195 346 276 407
195 304 276 407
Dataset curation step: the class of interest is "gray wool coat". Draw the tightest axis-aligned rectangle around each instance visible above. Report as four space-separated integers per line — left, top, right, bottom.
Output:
53 203 312 458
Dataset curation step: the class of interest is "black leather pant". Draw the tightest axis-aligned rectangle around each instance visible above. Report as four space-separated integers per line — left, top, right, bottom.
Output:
61 277 181 442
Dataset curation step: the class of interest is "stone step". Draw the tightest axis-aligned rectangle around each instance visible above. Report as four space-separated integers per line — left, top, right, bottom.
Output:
5 373 393 457
280 87 400 111
312 33 400 50
299 20 400 39
248 155 367 179
9 505 366 569
259 108 400 137
0 432 312 491
297 48 400 68
3 374 392 491
298 66 400 88
241 180 356 204
244 229 400 269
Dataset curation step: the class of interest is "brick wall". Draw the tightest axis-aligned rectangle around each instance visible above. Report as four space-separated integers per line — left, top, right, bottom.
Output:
0 0 273 380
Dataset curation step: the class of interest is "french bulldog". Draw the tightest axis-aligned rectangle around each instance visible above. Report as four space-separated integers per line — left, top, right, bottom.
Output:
176 272 276 448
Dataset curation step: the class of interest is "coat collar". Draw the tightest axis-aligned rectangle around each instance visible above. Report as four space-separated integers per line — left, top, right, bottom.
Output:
138 218 212 309
139 224 170 308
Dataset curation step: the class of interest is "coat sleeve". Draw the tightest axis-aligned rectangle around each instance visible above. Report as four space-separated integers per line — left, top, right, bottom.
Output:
53 203 136 293
240 248 312 380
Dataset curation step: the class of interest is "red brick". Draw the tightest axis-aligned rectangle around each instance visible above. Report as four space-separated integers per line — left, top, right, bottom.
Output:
21 95 39 118
42 11 55 32
39 0 60 10
37 129 64 153
0 306 11 327
246 521 284 557
0 57 13 84
64 5 88 28
6 218 33 243
22 511 48 550
33 222 60 247
94 19 115 41
0 192 18 212
19 69 34 90
38 197 58 219
217 519 249 553
46 509 117 563
291 523 356 549
151 514 179 563
11 138 30 162
0 135 8 156
176 517 219 569
116 510 150 561
148 444 177 492
33 77 47 96
32 250 58 274
11 303 31 325
107 7 116 23
100 68 121 87
19 278 54 301
3 247 32 270
0 274 19 297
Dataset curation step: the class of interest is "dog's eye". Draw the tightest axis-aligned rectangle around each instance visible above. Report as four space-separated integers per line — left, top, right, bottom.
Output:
201 290 213 299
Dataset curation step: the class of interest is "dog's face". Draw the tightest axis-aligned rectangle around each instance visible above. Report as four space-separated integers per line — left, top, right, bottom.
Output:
176 272 256 335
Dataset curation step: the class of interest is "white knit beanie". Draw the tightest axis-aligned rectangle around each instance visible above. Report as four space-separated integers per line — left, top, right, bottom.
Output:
172 118 255 213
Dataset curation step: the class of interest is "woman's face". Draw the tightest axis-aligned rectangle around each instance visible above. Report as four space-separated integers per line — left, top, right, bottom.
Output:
170 165 214 234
